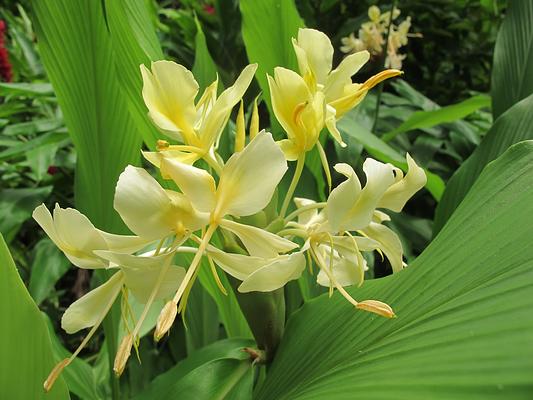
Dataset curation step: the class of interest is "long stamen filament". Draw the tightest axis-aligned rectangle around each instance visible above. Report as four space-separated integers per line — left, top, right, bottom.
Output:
285 201 326 222
280 153 306 218
154 224 218 340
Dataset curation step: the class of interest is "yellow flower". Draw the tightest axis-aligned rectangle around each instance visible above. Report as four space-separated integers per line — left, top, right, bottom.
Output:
141 61 257 165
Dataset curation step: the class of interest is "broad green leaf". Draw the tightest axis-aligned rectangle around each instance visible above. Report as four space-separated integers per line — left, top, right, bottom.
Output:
29 239 71 305
104 0 165 151
433 93 533 235
192 17 220 92
0 186 52 243
33 3 146 395
240 0 304 129
0 234 69 399
337 116 445 201
45 316 103 400
185 281 221 353
256 141 533 399
134 338 254 400
0 82 54 96
33 0 142 233
491 1 533 118
0 131 69 161
382 94 491 142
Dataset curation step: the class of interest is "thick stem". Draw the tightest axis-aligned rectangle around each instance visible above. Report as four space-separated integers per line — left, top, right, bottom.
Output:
228 276 285 362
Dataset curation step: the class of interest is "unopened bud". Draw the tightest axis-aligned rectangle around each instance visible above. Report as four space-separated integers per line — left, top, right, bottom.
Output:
154 300 177 342
356 299 396 318
114 334 133 377
44 358 70 392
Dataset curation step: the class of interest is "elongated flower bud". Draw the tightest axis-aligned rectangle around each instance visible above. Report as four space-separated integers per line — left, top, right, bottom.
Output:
154 300 177 341
235 100 245 152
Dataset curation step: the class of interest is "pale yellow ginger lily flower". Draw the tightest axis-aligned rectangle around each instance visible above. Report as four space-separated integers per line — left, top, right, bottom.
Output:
45 250 184 389
291 28 401 140
141 60 257 166
154 131 297 339
114 165 208 240
207 246 306 293
325 155 426 233
32 204 148 269
267 67 325 160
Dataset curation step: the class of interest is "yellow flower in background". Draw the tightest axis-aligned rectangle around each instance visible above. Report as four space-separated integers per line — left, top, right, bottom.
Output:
341 6 421 70
141 61 257 167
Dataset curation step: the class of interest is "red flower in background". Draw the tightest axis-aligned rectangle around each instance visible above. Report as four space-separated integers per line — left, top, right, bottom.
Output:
0 20 13 82
203 4 215 15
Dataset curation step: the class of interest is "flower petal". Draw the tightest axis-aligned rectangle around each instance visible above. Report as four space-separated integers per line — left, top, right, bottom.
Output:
360 222 404 273
32 204 109 269
325 163 362 232
141 61 198 142
216 131 287 217
324 51 370 103
199 64 257 148
61 271 124 334
94 251 185 304
238 252 306 293
294 28 334 85
160 158 216 214
207 246 266 280
220 219 297 258
377 153 426 212
268 67 311 147
115 166 206 239
317 253 366 287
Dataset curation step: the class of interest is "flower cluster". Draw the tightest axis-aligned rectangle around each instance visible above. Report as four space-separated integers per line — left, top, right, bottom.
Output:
340 6 421 70
38 28 425 391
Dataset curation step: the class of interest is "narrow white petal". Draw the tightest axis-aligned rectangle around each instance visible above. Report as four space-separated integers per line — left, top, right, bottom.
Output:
238 252 306 293
61 271 124 334
208 246 266 280
378 153 427 212
199 64 257 148
360 222 404 273
220 219 297 258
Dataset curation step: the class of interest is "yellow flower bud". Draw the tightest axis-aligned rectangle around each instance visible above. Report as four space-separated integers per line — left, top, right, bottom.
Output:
154 300 177 341
356 299 396 318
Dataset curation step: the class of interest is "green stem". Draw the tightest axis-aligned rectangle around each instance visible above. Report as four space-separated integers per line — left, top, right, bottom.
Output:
280 154 306 218
371 0 398 133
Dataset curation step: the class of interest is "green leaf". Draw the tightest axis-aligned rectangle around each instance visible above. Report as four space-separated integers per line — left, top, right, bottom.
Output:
491 1 533 118
33 0 142 233
192 16 219 92
433 93 533 235
104 0 165 151
240 0 303 130
134 338 254 400
29 239 71 305
337 115 445 201
0 186 52 243
0 131 69 161
382 94 491 142
256 141 533 399
45 316 103 400
0 82 54 96
0 234 69 399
